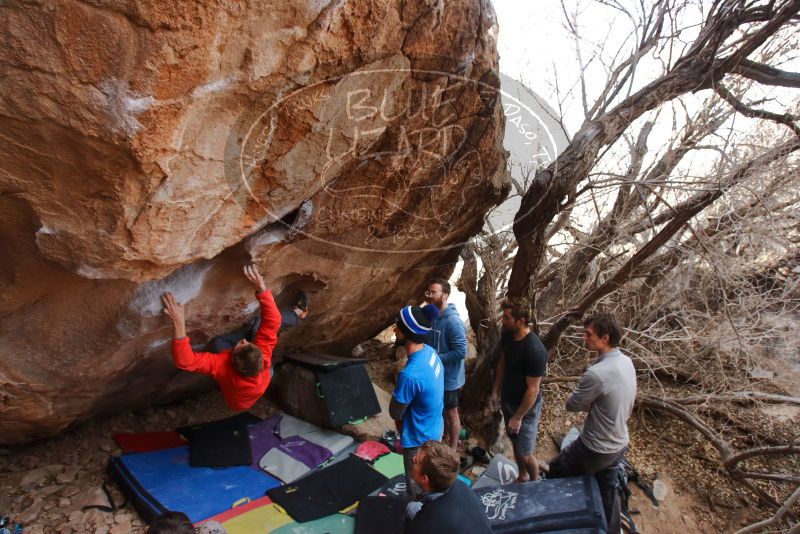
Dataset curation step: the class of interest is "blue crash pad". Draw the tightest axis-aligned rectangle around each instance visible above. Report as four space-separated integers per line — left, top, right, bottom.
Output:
111 446 280 523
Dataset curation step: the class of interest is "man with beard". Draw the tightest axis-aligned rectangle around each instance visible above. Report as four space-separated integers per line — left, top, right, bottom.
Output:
488 299 547 482
424 278 467 450
389 304 444 499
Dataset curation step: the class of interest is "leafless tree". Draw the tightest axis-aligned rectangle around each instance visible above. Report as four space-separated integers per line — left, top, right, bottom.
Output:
458 0 800 526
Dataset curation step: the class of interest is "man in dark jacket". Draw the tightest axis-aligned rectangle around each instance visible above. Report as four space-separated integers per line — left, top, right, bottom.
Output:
424 278 467 449
405 440 492 533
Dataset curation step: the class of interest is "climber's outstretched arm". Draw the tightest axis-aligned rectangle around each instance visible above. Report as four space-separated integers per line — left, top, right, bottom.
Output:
162 292 187 339
162 292 219 376
244 265 281 364
243 264 267 293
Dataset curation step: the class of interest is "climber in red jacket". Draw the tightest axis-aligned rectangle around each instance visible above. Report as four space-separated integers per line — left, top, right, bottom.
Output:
161 265 281 412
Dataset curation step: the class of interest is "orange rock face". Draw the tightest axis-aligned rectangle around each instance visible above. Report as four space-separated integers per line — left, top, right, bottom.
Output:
0 0 507 443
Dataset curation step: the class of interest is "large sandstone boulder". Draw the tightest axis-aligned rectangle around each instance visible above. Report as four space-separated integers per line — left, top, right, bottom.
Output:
0 0 507 444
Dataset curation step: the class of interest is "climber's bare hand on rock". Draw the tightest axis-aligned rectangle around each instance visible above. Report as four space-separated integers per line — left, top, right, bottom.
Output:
161 293 186 338
244 265 266 292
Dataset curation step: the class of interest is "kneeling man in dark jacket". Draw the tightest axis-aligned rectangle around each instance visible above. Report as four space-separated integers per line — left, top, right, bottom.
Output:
405 440 492 533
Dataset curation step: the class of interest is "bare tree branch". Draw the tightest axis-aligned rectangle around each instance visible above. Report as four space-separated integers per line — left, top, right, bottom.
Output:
715 83 800 137
509 0 800 298
541 138 800 348
724 444 800 471
734 485 800 534
731 58 800 88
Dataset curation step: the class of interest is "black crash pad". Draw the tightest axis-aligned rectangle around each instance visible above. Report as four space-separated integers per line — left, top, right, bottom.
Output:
267 455 387 523
317 364 381 426
188 427 252 468
176 412 261 441
284 352 367 372
473 476 606 533
356 496 407 534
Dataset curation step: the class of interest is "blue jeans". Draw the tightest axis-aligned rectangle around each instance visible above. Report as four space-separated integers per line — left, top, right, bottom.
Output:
207 310 299 352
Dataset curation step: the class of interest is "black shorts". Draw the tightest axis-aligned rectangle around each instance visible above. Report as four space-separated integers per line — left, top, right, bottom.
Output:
444 389 461 409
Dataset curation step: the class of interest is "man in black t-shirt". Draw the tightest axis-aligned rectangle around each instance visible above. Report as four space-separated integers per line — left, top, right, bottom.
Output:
489 298 547 481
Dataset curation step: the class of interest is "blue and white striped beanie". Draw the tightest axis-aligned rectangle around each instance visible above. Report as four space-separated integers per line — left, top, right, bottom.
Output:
396 304 439 343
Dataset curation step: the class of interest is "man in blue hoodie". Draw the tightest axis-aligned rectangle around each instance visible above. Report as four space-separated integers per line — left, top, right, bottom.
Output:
425 278 467 450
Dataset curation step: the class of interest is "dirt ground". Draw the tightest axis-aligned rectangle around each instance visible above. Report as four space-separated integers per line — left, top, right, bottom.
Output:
1 340 796 533
0 390 280 534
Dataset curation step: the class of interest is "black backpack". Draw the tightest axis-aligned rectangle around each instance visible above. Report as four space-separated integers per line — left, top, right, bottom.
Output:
618 457 659 534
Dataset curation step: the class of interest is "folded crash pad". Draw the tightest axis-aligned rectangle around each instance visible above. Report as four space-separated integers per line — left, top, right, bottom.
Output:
317 364 381 426
190 427 253 468
177 412 262 441
302 428 354 454
323 441 358 468
278 413 320 437
109 446 280 524
354 440 391 462
256 414 354 482
259 436 332 483
267 455 388 523
113 431 187 453
275 361 380 428
355 496 406 534
248 414 283 468
472 454 519 489
474 476 606 533
278 414 354 454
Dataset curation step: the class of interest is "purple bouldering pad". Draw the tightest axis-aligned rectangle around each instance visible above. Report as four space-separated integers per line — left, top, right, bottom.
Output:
247 414 282 469
259 435 333 483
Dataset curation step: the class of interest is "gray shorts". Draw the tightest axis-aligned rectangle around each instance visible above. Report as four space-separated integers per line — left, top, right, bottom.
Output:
502 396 543 458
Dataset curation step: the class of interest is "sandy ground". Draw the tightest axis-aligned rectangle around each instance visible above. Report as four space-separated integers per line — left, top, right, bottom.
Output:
1 341 796 533
0 390 280 534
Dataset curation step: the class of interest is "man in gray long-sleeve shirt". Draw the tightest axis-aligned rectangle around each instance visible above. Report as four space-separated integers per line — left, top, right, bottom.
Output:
544 312 636 534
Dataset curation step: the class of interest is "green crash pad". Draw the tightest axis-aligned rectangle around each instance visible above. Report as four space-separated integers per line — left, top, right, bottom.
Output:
270 513 355 534
372 453 404 478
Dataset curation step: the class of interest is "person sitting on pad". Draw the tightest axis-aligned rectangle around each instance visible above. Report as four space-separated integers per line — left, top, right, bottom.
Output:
406 440 492 533
161 265 280 412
